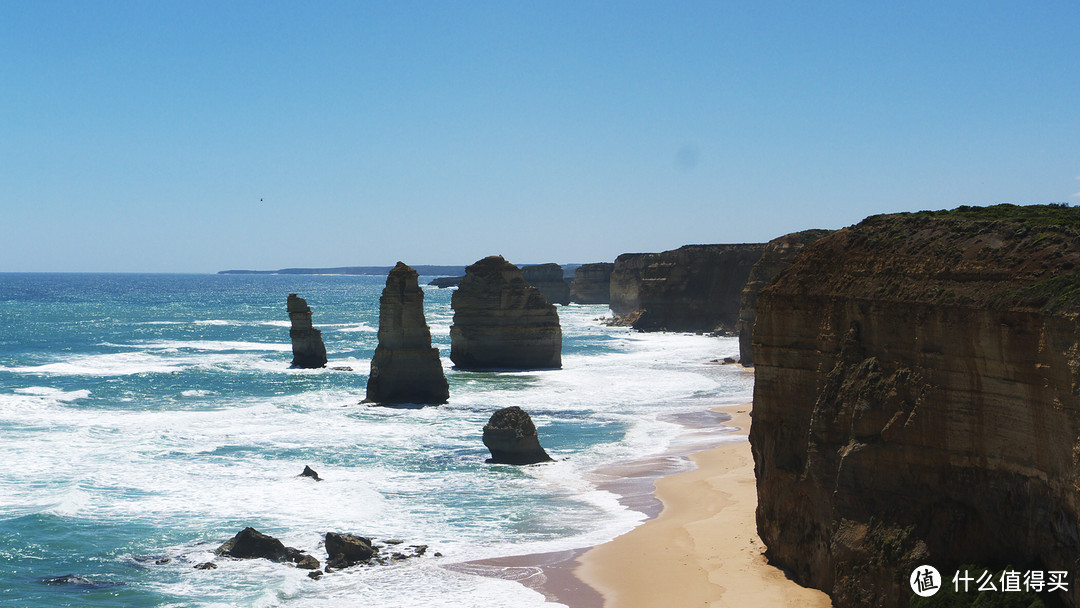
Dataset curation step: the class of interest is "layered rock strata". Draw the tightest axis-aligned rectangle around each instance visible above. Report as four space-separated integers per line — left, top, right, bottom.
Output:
521 263 570 305
569 262 614 304
287 294 327 368
365 262 449 405
750 205 1080 608
450 256 562 369
482 406 553 465
736 229 832 366
610 244 766 333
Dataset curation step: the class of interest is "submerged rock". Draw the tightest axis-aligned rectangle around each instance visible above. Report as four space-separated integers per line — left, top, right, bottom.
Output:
521 263 570 305
482 406 553 465
42 575 123 588
287 294 328 368
365 262 449 405
450 256 562 370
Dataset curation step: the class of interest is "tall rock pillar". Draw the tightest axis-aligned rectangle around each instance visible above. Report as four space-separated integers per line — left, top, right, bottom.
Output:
287 294 327 368
365 262 449 404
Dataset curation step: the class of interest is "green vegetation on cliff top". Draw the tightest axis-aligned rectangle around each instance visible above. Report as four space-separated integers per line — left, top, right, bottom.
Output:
871 203 1080 230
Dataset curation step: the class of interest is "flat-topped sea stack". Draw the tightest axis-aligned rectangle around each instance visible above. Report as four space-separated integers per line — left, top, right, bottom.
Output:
569 262 614 304
287 294 327 368
736 229 832 366
610 244 766 333
520 263 570 305
365 262 449 405
450 256 562 370
750 204 1080 607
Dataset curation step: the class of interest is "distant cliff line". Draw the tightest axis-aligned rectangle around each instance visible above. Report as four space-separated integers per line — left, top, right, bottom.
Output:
219 264 582 278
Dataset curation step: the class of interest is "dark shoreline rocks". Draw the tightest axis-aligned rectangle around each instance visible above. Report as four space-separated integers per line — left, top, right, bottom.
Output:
214 527 321 570
482 406 553 465
450 256 562 370
287 294 328 368
365 262 449 405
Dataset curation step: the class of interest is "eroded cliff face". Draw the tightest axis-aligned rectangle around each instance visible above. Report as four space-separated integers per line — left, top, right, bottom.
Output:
521 263 570 305
610 244 766 333
737 229 832 366
569 262 614 304
750 206 1080 607
450 256 562 370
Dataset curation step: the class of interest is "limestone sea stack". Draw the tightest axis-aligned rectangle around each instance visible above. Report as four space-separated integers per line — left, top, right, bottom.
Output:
365 262 449 405
610 244 767 333
569 262 614 304
750 205 1080 607
736 229 832 366
450 256 562 370
482 406 553 465
520 263 570 305
287 294 327 368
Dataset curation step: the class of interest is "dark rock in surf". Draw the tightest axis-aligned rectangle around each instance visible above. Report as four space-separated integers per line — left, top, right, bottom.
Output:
287 294 328 368
365 262 449 405
194 562 217 570
325 532 376 568
428 276 464 288
482 406 553 465
299 465 322 481
214 527 318 569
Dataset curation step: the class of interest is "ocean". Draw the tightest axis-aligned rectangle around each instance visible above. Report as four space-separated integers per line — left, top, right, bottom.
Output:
0 273 752 607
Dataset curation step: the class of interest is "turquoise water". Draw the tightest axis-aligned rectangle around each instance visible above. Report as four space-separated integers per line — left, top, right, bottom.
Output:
0 273 751 607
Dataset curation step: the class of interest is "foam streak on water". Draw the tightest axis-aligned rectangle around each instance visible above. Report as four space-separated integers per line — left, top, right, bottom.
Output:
0 273 751 607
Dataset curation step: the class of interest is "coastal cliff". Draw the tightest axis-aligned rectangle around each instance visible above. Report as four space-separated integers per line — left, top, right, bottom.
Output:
365 262 449 405
521 263 570 305
610 244 766 333
737 229 832 366
450 256 562 369
569 262 614 304
750 204 1080 607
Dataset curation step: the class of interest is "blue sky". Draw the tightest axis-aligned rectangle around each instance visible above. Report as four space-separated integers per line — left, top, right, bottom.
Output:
2 1 1078 272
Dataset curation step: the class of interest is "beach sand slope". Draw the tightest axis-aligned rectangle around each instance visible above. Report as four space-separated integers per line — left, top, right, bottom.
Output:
576 407 832 608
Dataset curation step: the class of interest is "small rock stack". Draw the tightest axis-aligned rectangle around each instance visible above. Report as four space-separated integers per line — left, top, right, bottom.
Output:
287 294 327 368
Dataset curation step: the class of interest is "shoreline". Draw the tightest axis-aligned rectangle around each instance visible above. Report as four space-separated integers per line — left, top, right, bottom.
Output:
450 398 832 607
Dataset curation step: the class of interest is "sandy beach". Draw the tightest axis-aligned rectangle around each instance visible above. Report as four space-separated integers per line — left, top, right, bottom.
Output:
574 404 833 608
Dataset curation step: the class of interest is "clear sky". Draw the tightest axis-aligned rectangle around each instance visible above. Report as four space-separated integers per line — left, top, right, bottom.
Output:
2 1 1078 272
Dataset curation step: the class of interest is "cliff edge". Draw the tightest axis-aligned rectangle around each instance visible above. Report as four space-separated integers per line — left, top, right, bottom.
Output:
610 244 766 333
750 204 1080 607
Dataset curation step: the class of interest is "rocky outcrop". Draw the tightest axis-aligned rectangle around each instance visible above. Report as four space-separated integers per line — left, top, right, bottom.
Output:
482 406 553 465
299 465 322 481
365 262 449 405
428 276 464 288
609 244 766 333
287 294 328 368
736 230 832 366
569 262 614 304
325 532 375 568
750 205 1080 608
215 527 320 570
450 256 562 369
521 263 570 305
